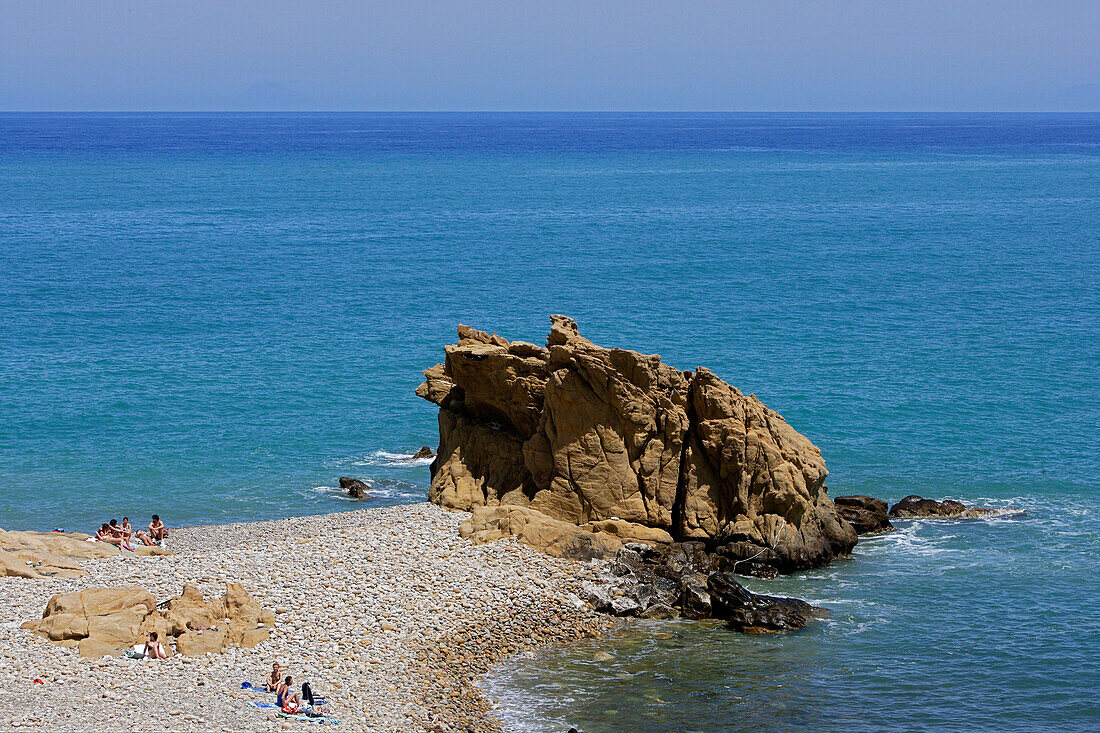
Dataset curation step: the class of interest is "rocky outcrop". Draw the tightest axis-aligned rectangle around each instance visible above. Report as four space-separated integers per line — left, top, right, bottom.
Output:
413 446 435 459
340 477 371 499
460 505 672 561
418 317 856 573
834 496 894 534
1 529 171 578
888 495 1012 519
579 544 822 632
707 572 823 632
22 582 274 657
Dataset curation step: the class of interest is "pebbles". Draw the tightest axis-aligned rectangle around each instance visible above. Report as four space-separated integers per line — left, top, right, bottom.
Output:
0 503 611 732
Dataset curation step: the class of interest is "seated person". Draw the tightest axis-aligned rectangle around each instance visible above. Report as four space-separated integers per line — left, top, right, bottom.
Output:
264 662 282 692
95 523 122 546
108 519 135 550
120 517 134 540
276 676 301 711
148 514 169 543
143 631 168 659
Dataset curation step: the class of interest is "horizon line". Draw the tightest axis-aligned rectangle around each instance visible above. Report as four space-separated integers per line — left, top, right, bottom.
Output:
2 109 1100 114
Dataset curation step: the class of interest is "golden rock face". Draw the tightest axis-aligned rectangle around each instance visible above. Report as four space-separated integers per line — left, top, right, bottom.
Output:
419 316 856 572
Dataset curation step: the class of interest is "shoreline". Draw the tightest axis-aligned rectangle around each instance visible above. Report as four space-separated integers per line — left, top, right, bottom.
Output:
0 503 612 732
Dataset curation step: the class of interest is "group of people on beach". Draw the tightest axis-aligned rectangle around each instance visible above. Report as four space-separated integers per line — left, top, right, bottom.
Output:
264 662 318 715
94 515 169 549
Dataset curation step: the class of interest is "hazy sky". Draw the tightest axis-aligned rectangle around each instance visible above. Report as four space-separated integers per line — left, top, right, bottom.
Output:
2 0 1099 111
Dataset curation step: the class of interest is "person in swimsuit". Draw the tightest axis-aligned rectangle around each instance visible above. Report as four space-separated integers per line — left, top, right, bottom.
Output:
148 515 169 543
276 676 300 710
134 530 156 546
120 517 133 541
95 523 122 546
264 662 282 692
143 632 168 659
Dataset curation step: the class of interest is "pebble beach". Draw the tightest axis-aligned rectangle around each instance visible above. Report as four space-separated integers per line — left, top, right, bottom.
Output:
0 503 611 732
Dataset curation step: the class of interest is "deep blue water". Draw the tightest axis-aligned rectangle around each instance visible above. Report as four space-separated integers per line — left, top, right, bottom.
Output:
1 113 1098 731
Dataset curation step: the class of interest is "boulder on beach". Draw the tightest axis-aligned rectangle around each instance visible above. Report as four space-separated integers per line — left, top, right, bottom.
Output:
22 582 275 657
834 495 894 534
888 495 1011 519
417 316 856 573
340 477 371 499
0 528 172 579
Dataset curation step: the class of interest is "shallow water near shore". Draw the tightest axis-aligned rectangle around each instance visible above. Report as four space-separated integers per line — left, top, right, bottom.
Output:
2 113 1099 731
483 494 1100 732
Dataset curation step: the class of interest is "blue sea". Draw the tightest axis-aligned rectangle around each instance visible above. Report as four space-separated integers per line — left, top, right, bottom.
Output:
1 113 1098 731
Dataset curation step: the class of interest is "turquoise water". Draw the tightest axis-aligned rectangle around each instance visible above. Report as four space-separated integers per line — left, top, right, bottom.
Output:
2 113 1098 730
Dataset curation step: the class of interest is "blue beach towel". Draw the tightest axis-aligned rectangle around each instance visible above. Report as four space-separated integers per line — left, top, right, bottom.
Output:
248 701 279 709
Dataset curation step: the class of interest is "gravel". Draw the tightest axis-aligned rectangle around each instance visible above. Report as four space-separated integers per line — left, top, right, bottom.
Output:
0 503 611 732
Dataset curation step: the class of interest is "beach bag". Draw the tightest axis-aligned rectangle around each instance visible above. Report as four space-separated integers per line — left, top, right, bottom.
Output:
282 701 300 715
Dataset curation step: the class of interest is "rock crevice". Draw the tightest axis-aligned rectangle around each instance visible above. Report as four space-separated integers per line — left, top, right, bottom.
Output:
418 317 856 573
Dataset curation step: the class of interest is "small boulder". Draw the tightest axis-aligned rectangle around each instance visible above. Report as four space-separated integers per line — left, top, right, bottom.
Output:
707 572 822 632
339 477 370 499
834 495 894 534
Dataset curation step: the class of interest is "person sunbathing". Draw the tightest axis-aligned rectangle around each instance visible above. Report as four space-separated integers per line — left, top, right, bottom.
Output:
134 530 156 546
120 517 134 541
148 514 169 543
143 632 168 659
264 662 282 692
95 523 122 546
276 676 301 711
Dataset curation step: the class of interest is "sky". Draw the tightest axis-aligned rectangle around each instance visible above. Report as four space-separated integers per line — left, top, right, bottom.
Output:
1 0 1099 111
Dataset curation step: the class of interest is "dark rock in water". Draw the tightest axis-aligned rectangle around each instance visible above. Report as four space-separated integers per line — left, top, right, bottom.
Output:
412 445 435 459
707 572 822 632
889 495 971 518
581 544 822 629
834 495 894 534
339 477 370 499
679 573 712 619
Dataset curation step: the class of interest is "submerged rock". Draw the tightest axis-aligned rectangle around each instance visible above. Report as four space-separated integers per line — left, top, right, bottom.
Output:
834 495 894 534
417 316 856 574
340 477 371 499
707 572 822 632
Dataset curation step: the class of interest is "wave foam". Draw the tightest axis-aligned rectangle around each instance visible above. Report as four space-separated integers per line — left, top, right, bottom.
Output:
349 450 434 468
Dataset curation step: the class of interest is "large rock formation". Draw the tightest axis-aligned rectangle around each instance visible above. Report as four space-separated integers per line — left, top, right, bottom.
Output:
23 582 274 658
417 317 856 573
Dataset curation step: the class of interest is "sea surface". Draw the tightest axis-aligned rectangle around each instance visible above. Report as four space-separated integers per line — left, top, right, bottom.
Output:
1 113 1098 731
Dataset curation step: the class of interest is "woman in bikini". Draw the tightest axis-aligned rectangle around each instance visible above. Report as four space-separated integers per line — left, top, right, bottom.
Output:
143 632 168 659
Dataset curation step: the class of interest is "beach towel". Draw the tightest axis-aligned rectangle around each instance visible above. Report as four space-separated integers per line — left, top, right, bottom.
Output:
276 712 340 725
248 701 280 709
